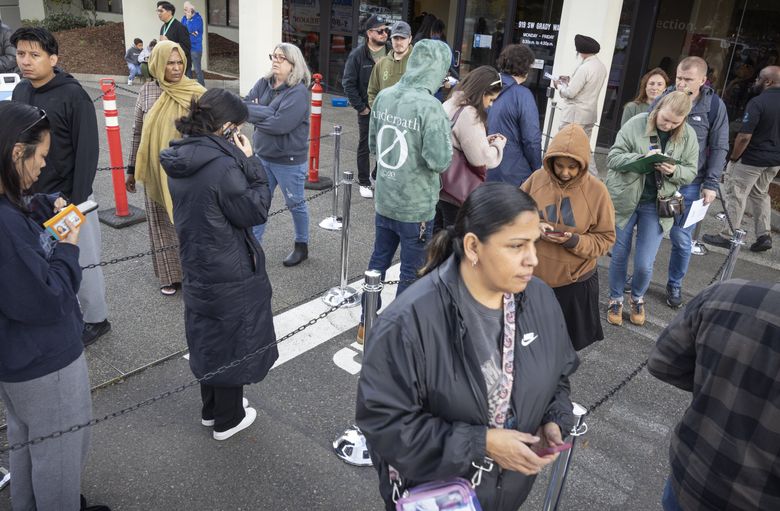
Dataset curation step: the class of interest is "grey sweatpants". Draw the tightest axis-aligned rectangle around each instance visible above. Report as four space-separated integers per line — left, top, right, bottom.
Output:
0 354 92 511
77 201 108 324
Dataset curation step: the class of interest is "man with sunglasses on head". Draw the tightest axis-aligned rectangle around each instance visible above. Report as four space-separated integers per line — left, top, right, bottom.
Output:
11 27 111 347
342 14 390 199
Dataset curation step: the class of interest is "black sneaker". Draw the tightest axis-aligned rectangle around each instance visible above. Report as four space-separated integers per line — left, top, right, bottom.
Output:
750 234 772 252
83 319 112 347
702 233 731 249
666 285 683 309
624 275 632 294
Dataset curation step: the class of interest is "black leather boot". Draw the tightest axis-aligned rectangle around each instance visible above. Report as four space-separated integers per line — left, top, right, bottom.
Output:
283 242 308 267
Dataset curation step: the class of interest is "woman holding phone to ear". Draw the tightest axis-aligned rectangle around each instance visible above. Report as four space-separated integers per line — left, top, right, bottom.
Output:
161 88 277 441
0 102 102 509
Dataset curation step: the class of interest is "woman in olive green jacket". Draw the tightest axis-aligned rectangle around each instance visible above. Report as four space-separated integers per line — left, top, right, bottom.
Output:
619 67 669 127
606 91 699 327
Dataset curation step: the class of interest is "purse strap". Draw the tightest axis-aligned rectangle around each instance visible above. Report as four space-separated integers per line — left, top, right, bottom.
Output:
654 169 665 198
450 105 466 129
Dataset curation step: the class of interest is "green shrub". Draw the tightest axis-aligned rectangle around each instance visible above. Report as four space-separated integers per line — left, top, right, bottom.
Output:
22 13 106 32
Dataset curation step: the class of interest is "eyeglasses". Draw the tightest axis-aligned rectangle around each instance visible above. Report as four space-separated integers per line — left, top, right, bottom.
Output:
20 108 47 135
269 53 289 63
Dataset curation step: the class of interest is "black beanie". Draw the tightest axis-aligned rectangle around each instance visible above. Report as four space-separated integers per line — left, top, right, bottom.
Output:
574 34 600 54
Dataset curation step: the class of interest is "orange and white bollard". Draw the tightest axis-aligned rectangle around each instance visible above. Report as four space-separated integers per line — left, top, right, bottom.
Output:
97 78 145 228
305 73 332 190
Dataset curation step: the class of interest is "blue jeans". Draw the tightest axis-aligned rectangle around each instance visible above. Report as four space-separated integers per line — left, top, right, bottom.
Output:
252 159 309 244
127 63 141 81
189 50 205 86
360 213 433 321
608 201 664 302
662 477 684 511
667 183 701 290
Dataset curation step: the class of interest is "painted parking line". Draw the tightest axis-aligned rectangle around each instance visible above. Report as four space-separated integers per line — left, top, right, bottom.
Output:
272 264 400 369
182 264 402 367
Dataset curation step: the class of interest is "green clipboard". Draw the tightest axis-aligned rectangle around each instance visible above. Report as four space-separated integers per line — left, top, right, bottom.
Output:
617 154 680 174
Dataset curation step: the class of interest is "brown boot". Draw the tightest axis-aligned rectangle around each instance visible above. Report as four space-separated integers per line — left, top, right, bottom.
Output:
607 300 623 326
356 323 365 345
629 297 646 326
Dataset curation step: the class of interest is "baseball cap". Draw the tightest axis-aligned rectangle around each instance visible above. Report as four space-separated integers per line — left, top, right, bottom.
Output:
390 21 412 39
363 15 388 32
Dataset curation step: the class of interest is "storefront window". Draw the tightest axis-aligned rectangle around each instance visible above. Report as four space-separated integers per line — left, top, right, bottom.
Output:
208 0 238 27
460 0 509 74
648 0 780 138
284 0 322 75
511 0 564 124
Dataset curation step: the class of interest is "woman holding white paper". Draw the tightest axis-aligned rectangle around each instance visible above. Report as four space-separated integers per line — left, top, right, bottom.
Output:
605 91 698 327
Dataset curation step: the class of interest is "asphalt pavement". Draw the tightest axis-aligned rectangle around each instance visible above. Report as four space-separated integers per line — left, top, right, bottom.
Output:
0 75 778 510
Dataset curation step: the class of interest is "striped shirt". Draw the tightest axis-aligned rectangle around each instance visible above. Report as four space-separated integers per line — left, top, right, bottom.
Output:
127 80 163 171
648 279 780 511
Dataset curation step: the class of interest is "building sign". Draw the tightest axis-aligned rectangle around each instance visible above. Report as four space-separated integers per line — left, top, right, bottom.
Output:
517 21 559 50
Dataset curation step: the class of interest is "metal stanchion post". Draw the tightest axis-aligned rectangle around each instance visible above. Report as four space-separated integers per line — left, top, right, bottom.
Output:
319 125 343 231
543 89 557 153
0 467 9 492
691 221 708 256
332 270 382 467
720 229 746 281
363 270 382 345
323 171 359 307
542 402 588 511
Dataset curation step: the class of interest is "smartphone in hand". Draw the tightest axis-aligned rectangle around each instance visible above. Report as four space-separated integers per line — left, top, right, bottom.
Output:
536 442 572 456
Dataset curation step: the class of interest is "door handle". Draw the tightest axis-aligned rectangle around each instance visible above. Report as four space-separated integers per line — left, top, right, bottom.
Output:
454 50 461 67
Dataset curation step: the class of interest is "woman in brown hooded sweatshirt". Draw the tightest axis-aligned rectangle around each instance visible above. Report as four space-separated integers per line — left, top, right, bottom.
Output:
521 124 615 350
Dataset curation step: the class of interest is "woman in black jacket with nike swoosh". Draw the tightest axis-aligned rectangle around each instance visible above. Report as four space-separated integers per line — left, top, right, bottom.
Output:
356 182 579 511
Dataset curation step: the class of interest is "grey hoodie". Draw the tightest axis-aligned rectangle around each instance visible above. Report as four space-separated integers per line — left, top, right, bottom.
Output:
245 78 310 165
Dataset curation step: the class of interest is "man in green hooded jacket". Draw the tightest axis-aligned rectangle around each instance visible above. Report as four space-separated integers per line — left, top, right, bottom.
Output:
356 38 453 343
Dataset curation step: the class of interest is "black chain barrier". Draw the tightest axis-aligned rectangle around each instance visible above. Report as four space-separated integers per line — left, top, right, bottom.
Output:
0 303 344 455
80 187 333 270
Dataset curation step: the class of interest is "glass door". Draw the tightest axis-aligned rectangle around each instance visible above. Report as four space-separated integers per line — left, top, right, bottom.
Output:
458 0 510 75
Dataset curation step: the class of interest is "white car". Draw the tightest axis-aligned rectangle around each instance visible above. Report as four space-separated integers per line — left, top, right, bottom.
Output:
0 73 20 101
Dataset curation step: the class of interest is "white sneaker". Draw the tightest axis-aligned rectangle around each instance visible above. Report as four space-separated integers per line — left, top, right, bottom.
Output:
201 397 249 426
360 185 374 198
213 407 257 440
127 79 133 85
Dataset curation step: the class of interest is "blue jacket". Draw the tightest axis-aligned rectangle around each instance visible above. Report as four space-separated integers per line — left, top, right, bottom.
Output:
181 13 203 52
486 73 543 186
654 86 729 191
245 78 310 165
0 196 83 382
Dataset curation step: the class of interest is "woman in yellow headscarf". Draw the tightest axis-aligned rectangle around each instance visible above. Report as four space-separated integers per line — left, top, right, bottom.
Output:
125 40 205 295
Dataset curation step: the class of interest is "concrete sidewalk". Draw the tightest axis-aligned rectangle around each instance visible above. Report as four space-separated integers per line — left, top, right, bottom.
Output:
1 76 778 510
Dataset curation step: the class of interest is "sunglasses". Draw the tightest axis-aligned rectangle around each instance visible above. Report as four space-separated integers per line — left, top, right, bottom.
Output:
269 53 289 63
490 74 502 87
20 108 47 135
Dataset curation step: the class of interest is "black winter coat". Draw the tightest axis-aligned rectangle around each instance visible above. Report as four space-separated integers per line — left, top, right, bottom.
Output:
356 256 579 511
342 43 389 113
160 135 277 385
